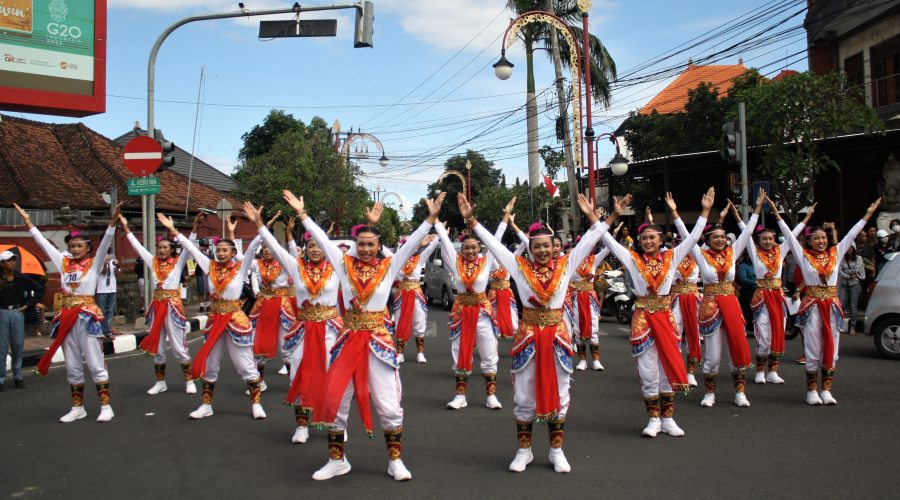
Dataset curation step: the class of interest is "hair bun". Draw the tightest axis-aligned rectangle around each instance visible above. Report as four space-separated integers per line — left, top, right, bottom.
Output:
211 237 221 246
303 232 311 241
350 224 367 237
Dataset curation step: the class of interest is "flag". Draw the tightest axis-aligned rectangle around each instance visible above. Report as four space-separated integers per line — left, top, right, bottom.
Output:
542 174 560 198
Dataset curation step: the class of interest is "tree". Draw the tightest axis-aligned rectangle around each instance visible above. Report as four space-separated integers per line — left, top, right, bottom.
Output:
732 71 884 224
411 150 503 229
237 110 308 163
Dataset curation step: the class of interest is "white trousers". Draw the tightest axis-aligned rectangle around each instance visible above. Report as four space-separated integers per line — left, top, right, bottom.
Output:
153 313 191 364
451 315 498 374
511 356 570 422
672 303 685 336
255 322 292 366
801 309 841 372
702 327 738 374
634 342 672 398
63 321 108 385
201 335 260 383
392 301 428 338
571 298 599 344
753 307 775 356
329 353 403 432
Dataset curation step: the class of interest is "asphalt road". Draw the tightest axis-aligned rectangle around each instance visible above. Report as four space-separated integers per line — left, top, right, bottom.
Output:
1 308 896 499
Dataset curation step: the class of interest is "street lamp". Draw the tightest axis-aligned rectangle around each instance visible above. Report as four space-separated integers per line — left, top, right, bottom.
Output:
493 50 514 80
610 152 629 176
379 153 389 167
465 159 472 201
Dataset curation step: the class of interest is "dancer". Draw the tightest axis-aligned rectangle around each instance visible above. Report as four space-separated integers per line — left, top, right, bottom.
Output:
391 233 438 364
601 191 712 437
570 240 610 372
15 202 122 423
160 215 266 420
435 198 516 411
466 193 606 474
771 194 881 405
489 215 529 340
284 190 444 482
675 199 755 408
120 212 204 395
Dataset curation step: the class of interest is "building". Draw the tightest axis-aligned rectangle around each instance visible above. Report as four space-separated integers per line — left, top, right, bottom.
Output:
638 61 749 116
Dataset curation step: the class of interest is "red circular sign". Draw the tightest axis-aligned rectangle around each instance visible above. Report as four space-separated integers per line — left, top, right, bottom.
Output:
123 136 163 176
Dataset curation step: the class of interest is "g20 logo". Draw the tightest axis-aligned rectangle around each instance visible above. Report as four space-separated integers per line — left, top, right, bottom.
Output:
46 23 82 39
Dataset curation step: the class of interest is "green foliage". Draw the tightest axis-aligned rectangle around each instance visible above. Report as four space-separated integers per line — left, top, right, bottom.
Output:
411 150 502 228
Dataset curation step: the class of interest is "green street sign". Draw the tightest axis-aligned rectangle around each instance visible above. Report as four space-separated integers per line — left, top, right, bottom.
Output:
127 177 161 195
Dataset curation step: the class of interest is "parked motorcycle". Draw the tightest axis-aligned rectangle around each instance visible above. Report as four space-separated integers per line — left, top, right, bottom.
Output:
602 269 634 324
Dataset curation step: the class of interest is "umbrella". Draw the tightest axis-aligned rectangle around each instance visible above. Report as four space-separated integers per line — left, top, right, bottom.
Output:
0 245 47 276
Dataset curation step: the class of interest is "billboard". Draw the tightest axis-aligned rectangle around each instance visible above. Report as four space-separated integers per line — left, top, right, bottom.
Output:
0 0 106 117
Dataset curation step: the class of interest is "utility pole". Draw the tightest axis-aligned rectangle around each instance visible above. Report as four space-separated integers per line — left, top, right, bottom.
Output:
547 0 581 231
738 102 749 221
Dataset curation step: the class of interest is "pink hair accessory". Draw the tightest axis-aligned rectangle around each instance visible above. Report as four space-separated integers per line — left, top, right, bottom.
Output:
211 237 222 246
70 231 82 238
575 236 582 243
303 232 311 240
805 227 826 237
704 225 712 232
756 225 763 233
399 238 407 245
638 223 649 233
157 235 165 243
528 223 544 233
350 224 366 237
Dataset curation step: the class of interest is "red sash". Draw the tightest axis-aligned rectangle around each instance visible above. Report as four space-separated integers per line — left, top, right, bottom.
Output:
493 289 514 338
252 297 281 361
138 299 171 356
678 294 701 361
713 294 752 369
533 324 561 421
316 330 374 436
284 318 328 413
455 303 481 374
191 312 233 380
35 307 82 378
395 288 417 344
644 310 690 393
575 291 593 340
814 299 836 370
761 288 786 355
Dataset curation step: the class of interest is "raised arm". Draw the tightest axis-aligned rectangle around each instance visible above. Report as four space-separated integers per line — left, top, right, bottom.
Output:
465 201 517 273
733 213 759 256
283 191 345 267
120 215 155 264
768 196 805 263
387 195 444 278
671 189 714 263
566 194 608 278
838 198 881 258
92 204 121 269
251 220 300 277
420 236 439 262
161 214 210 274
434 223 460 280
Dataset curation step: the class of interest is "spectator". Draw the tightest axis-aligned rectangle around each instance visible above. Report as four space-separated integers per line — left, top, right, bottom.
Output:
866 226 878 247
782 250 798 295
195 238 210 312
737 252 757 327
838 245 864 336
0 251 45 390
890 219 900 243
96 248 121 339
856 232 875 299
873 229 897 274
617 225 634 250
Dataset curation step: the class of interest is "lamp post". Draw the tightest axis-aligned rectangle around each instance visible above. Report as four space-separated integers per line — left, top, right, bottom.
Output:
592 132 629 179
373 185 385 203
465 159 472 201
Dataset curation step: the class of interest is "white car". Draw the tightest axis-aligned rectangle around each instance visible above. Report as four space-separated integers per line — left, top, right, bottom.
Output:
864 252 900 360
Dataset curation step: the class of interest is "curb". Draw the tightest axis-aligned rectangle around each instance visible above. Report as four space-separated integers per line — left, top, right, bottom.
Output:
12 316 208 371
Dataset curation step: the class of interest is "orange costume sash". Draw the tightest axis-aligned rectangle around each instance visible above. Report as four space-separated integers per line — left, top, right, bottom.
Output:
256 259 282 288
299 260 334 299
342 254 392 305
515 255 568 305
700 246 734 283
456 255 487 292
631 250 673 295
756 246 781 278
210 261 239 297
676 255 696 281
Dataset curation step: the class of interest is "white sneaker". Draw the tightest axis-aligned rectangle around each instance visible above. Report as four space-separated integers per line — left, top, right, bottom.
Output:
292 426 309 443
185 381 197 394
806 390 823 405
820 390 837 405
397 353 405 363
278 365 289 375
416 353 427 363
700 393 716 407
575 359 587 371
509 448 533 472
96 405 114 422
190 404 214 419
387 459 412 481
485 395 502 410
735 393 750 407
447 395 467 409
766 371 785 384
245 381 268 396
755 372 766 384
661 418 685 436
147 381 167 395
687 374 698 387
548 448 571 473
642 417 661 437
252 403 267 419
592 360 604 371
312 458 351 481
59 406 87 423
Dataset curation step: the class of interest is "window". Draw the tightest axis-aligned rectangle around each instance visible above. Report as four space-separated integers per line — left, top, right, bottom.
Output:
844 53 864 86
870 36 899 107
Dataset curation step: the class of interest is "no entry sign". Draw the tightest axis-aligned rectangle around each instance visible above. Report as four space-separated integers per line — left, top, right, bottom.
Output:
123 136 163 176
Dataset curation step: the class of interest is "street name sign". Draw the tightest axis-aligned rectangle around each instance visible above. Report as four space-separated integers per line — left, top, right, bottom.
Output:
128 177 161 195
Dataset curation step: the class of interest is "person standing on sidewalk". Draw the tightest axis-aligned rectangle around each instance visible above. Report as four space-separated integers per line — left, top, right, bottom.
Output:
96 248 121 339
838 245 864 336
0 251 45 391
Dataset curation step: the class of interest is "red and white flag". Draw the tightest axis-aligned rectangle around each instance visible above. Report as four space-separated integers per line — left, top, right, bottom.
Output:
542 174 560 198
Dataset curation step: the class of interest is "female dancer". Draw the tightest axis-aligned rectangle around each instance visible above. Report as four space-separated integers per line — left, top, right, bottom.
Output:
602 191 712 437
488 215 528 341
771 194 881 405
465 193 605 474
160 214 266 420
435 198 515 411
391 234 438 364
121 212 204 395
283 190 444 482
569 242 610 372
15 202 122 423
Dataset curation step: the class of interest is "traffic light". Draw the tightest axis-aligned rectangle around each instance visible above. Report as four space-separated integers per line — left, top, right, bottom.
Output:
720 121 741 163
154 129 176 171
354 1 374 48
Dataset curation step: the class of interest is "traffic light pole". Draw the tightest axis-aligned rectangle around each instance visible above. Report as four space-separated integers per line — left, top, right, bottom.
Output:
738 102 749 221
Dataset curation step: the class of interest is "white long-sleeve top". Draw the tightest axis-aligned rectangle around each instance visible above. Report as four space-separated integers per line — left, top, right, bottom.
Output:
257 227 340 307
676 214 755 284
570 248 610 283
248 257 292 289
125 232 193 291
30 226 115 296
396 238 438 281
738 218 806 280
605 217 706 296
780 218 866 287
177 234 262 300
435 221 507 294
474 220 608 309
302 217 433 312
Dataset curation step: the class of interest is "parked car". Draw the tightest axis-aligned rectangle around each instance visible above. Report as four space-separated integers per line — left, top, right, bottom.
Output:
864 252 900 360
424 242 461 311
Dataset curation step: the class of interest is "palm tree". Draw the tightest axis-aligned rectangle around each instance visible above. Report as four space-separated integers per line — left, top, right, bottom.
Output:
505 0 617 191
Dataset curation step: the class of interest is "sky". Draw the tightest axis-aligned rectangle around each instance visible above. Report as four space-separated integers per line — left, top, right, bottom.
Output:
13 0 811 218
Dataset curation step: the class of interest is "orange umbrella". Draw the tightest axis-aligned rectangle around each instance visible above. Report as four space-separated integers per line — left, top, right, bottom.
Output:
0 244 47 276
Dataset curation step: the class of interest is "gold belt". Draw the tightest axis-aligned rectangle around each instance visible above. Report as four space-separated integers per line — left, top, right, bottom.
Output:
343 309 386 331
806 285 837 300
296 305 338 323
757 278 782 291
522 308 563 328
456 292 487 306
704 282 735 296
210 299 242 315
635 294 671 313
258 286 296 299
569 281 594 293
152 289 180 301
59 294 96 310
670 283 698 295
490 279 511 291
397 280 421 291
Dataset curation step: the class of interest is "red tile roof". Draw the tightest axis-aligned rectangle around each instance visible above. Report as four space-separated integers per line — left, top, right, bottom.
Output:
0 114 242 212
638 63 748 115
771 69 799 82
